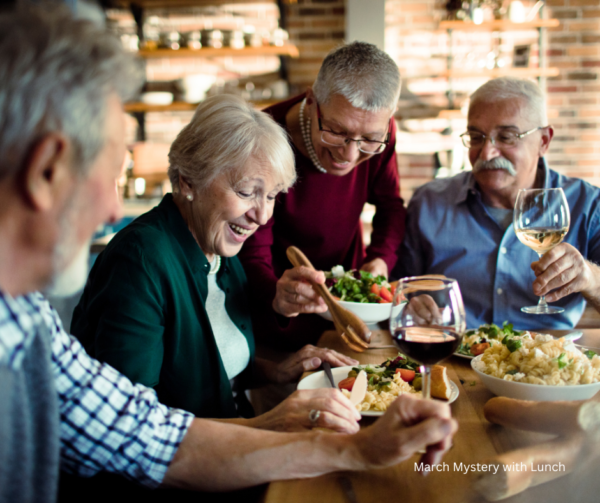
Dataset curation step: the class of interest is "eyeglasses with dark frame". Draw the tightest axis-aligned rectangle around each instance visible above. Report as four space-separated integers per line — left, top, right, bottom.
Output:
460 126 548 149
316 103 390 154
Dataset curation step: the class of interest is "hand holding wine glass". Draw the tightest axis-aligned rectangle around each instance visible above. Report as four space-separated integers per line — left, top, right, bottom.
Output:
390 277 466 400
514 188 571 314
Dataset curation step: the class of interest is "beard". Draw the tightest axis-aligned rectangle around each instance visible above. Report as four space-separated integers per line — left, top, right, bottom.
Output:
44 242 90 297
43 187 91 298
473 156 517 177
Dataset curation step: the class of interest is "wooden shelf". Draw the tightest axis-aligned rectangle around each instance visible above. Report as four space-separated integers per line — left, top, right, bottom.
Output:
439 19 559 31
108 0 279 8
406 67 559 80
443 67 559 78
137 45 299 58
124 100 278 113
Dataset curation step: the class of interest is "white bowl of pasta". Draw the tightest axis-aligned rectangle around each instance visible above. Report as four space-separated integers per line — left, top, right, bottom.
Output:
471 332 600 401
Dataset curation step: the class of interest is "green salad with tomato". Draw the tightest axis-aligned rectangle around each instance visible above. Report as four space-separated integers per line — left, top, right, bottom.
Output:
457 322 523 357
324 265 394 304
338 353 423 392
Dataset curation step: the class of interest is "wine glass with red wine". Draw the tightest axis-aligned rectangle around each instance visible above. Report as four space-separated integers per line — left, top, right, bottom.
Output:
389 276 466 400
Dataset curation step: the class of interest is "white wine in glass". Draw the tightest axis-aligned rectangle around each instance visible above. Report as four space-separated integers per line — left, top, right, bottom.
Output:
514 188 570 314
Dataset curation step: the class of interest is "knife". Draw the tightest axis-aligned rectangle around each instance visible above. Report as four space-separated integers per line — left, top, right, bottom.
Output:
322 361 336 388
338 475 358 503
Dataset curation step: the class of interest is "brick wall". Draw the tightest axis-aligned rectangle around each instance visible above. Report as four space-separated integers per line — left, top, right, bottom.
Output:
546 0 600 188
284 0 345 94
385 0 600 201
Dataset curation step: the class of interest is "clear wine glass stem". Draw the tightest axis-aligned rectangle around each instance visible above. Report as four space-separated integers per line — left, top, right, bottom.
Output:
420 364 431 400
535 252 549 309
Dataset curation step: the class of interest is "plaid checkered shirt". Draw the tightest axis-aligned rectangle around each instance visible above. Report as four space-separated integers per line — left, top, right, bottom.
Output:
0 290 194 488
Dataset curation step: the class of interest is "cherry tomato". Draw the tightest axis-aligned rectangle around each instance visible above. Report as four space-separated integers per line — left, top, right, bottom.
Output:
470 342 490 356
379 287 393 302
395 368 416 382
338 377 356 391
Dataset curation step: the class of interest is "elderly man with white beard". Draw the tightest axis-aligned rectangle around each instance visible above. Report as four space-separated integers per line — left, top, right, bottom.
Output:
0 6 458 503
394 77 600 330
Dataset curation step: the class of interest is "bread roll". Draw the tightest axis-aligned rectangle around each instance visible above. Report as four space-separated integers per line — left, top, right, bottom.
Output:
430 365 451 400
484 397 600 437
473 434 584 501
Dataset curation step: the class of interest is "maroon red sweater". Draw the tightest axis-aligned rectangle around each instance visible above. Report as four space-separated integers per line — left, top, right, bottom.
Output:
239 94 406 350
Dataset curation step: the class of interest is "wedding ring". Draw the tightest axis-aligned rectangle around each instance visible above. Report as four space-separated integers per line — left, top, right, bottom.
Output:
308 409 321 426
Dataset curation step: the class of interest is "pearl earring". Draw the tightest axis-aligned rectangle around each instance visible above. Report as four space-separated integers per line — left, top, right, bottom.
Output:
186 194 193 201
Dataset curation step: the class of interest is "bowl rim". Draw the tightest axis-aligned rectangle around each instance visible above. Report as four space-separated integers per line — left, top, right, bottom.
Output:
336 299 392 308
471 354 600 389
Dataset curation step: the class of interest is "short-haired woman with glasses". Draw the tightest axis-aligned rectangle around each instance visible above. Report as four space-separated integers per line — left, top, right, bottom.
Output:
238 42 405 410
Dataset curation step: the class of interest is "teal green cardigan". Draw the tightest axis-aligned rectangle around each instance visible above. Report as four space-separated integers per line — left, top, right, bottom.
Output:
71 194 256 418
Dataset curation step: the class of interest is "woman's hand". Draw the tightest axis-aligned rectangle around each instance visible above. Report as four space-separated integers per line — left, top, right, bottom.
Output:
272 266 328 317
272 345 359 384
360 258 388 279
252 388 361 434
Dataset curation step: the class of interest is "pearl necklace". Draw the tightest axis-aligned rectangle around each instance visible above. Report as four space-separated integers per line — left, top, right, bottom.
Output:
208 255 221 275
299 98 328 174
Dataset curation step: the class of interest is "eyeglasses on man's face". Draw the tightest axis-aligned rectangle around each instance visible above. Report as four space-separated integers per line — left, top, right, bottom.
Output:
316 103 390 154
460 126 548 149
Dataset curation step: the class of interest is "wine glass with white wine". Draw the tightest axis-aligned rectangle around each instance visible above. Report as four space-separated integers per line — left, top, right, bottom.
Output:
513 188 570 314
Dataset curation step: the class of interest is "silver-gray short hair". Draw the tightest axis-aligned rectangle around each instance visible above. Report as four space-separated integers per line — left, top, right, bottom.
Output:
312 42 401 112
0 4 143 181
469 77 548 127
168 94 296 193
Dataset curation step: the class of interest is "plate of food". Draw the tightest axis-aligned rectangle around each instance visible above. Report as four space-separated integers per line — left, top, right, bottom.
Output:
298 354 459 416
318 266 395 324
455 322 522 359
471 331 600 401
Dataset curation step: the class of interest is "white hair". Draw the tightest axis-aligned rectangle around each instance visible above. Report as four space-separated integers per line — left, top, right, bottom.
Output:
312 41 401 112
168 94 296 193
0 4 143 180
469 77 548 127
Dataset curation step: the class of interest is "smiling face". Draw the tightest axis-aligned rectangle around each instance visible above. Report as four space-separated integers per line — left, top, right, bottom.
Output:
306 90 392 177
467 97 552 208
185 157 283 259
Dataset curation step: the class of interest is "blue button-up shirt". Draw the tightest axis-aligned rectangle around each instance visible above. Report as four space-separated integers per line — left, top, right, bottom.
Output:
394 160 600 330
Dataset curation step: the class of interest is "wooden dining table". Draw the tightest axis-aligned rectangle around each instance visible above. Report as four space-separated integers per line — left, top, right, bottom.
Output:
261 327 600 503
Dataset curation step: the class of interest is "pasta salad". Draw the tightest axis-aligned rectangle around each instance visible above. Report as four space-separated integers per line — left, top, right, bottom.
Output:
473 332 600 386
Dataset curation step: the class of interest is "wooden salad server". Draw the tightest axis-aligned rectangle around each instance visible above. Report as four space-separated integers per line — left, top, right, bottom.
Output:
286 246 371 351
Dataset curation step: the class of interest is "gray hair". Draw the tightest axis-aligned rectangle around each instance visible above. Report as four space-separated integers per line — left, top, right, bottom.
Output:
312 42 401 112
168 94 296 193
469 77 548 127
0 4 143 181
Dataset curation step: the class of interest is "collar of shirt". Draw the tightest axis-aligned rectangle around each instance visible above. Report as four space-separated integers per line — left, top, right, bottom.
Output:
454 157 550 205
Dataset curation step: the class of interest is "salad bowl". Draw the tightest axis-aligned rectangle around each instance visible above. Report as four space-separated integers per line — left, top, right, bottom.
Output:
318 301 392 325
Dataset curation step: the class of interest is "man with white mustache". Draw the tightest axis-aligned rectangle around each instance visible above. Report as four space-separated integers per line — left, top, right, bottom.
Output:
395 77 600 329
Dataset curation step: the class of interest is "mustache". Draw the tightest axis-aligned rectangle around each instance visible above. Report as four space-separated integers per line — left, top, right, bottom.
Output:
473 157 517 176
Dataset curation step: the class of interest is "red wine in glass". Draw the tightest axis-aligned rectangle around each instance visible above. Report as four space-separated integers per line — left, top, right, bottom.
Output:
392 327 462 365
390 276 465 400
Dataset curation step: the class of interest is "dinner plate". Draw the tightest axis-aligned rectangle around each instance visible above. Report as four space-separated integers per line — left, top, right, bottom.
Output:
298 365 459 416
453 351 475 360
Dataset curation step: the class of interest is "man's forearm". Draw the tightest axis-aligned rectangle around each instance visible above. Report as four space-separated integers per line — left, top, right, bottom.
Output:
162 418 358 491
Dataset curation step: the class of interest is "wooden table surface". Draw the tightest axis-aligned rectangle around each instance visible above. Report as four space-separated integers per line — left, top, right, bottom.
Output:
261 328 600 503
